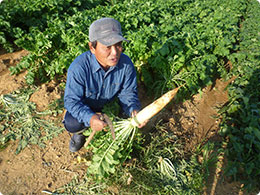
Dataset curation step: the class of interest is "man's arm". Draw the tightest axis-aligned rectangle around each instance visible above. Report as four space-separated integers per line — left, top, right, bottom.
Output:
64 67 95 127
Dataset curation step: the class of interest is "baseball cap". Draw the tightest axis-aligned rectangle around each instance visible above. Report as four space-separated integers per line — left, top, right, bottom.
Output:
89 17 129 46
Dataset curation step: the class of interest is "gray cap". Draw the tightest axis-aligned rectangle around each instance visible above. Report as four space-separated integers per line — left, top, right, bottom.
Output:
89 17 129 46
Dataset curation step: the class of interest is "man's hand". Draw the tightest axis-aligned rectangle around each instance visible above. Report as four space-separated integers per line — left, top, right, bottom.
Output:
90 113 107 131
84 113 107 148
131 110 148 128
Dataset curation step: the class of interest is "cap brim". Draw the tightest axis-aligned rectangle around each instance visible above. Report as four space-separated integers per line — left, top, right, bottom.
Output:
98 34 129 46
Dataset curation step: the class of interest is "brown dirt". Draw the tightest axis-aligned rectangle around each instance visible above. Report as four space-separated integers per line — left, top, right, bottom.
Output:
167 78 232 152
0 50 249 194
0 50 88 194
162 77 247 195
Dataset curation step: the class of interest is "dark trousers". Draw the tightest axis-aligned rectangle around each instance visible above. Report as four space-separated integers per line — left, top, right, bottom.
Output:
63 111 87 134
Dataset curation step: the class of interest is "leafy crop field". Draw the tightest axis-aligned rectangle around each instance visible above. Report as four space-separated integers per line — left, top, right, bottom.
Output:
0 0 260 194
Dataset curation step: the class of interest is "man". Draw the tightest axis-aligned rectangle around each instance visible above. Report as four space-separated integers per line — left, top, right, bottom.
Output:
63 17 144 152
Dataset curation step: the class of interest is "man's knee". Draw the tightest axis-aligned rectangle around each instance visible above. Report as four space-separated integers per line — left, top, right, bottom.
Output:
63 111 86 133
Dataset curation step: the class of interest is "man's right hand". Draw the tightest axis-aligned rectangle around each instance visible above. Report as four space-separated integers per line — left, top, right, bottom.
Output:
90 113 107 132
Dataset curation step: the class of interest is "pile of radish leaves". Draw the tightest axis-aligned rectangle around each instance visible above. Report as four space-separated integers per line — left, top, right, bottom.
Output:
83 101 142 179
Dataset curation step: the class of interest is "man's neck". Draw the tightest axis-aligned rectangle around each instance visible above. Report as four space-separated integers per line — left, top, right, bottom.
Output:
101 65 110 72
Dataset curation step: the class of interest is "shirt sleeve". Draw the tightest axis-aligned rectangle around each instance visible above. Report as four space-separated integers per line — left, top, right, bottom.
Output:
117 61 141 117
64 63 95 127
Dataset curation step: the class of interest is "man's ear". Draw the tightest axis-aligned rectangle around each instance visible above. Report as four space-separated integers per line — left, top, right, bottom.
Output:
88 42 95 54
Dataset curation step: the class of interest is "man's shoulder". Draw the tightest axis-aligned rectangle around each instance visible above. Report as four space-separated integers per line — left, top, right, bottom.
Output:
69 51 92 70
120 53 131 61
119 53 133 66
74 51 92 64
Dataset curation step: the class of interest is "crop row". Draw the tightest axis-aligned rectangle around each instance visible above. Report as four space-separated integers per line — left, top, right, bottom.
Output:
219 0 260 190
1 0 245 95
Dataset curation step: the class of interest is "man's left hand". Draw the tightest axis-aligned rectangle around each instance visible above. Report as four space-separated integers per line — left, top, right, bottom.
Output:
131 110 148 128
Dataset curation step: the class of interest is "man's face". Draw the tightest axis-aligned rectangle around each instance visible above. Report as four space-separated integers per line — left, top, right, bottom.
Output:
89 41 123 69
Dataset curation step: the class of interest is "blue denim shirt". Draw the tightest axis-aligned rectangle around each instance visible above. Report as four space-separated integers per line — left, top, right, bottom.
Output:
64 50 141 127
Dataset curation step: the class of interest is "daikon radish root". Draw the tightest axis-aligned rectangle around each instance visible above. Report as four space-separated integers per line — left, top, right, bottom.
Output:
131 86 181 126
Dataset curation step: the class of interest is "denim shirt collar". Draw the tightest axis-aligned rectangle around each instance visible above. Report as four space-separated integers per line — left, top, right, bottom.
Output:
90 52 119 74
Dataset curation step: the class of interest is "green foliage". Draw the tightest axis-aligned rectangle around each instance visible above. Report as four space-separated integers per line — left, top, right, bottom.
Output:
0 88 64 154
1 0 106 83
84 117 140 180
0 0 105 51
52 176 109 194
2 0 244 91
53 128 209 194
82 100 140 180
141 0 246 98
104 130 207 194
218 0 260 191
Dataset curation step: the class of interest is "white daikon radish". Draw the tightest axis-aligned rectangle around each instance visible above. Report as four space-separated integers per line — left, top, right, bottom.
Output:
131 86 181 126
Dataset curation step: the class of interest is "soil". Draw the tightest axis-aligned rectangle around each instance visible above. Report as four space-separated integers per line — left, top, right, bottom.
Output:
0 50 251 194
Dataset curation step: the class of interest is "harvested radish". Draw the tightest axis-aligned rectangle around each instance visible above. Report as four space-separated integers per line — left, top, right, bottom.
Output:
131 86 181 126
87 86 182 178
